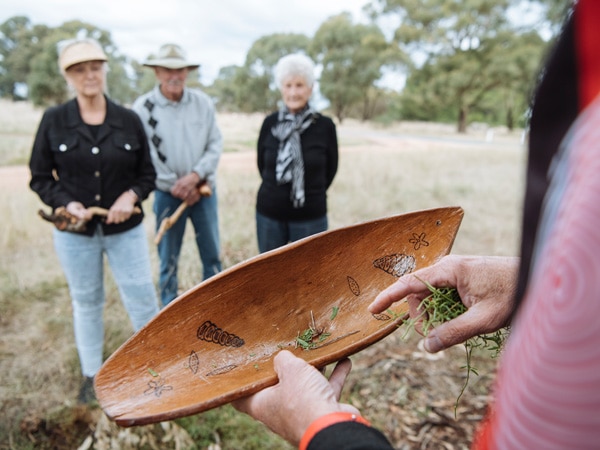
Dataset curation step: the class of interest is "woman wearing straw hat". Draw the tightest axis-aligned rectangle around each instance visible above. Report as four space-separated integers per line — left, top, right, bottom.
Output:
29 38 159 404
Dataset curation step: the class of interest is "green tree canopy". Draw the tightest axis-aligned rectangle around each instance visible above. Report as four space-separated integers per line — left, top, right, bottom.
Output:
1 17 146 106
0 3 572 126
0 16 52 100
211 33 311 113
369 0 555 131
310 12 407 123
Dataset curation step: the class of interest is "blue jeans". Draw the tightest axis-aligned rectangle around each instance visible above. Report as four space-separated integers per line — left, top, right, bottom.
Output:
154 189 222 306
256 211 328 253
53 224 159 377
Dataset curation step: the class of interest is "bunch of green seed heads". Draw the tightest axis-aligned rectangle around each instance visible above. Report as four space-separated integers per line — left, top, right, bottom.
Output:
396 277 510 415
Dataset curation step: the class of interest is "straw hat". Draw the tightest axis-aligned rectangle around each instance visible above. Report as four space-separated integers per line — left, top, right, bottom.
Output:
143 44 199 70
59 39 108 72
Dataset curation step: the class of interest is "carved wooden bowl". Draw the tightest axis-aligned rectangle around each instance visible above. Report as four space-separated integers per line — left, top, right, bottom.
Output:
95 206 464 426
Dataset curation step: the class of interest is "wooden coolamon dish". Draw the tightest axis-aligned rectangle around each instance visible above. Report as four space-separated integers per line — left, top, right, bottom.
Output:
95 206 464 426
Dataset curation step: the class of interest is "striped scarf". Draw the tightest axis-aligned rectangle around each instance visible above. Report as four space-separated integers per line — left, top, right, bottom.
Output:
271 105 316 208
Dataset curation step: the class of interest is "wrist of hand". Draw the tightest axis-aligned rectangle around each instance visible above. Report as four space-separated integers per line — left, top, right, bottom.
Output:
299 412 371 450
126 189 138 203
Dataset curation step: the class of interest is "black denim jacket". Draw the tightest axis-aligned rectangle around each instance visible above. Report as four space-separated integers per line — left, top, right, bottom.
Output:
29 96 156 236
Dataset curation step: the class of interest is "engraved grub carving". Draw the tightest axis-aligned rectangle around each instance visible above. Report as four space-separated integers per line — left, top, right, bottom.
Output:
373 254 416 277
197 320 245 347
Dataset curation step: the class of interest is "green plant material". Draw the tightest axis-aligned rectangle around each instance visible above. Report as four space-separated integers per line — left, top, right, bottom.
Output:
386 308 403 320
296 327 331 350
330 306 339 320
296 311 332 350
148 368 159 377
416 278 466 334
409 277 509 415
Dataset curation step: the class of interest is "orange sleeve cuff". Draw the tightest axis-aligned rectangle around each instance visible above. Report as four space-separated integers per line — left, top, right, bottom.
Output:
471 406 495 450
299 412 372 450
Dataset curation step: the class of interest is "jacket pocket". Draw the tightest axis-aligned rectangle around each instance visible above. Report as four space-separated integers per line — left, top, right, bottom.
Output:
48 134 80 154
112 133 142 153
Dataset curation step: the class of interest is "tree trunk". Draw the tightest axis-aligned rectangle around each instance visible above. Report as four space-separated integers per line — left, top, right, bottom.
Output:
335 105 345 124
506 107 514 131
505 92 515 131
457 106 468 133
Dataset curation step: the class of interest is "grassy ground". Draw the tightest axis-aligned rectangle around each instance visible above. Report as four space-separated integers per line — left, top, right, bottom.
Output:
0 99 525 449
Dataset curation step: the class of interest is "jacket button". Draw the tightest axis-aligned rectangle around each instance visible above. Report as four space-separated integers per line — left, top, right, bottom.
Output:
124 143 131 150
59 144 67 152
94 171 100 177
91 146 100 154
95 194 101 201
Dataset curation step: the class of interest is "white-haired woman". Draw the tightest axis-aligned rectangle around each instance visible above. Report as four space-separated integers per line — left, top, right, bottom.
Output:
29 38 159 403
256 53 339 253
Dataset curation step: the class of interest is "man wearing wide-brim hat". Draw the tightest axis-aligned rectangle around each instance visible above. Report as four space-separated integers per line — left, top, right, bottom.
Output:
132 43 223 307
142 43 200 71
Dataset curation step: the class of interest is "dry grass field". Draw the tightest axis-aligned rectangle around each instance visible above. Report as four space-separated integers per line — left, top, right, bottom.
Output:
0 98 526 449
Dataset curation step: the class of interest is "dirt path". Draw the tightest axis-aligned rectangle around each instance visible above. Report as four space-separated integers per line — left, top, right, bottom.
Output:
4 122 522 188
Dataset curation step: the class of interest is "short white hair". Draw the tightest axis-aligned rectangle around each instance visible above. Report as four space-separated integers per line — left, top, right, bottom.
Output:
274 53 315 89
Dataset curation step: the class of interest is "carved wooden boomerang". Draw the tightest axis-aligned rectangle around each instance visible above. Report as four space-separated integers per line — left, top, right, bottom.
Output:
95 206 464 426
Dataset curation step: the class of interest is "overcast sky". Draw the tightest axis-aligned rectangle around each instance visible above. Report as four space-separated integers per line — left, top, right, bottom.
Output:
3 0 373 84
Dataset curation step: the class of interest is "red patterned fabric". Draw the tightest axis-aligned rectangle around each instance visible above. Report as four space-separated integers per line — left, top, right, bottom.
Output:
575 0 600 110
491 93 600 449
474 98 600 450
472 3 600 447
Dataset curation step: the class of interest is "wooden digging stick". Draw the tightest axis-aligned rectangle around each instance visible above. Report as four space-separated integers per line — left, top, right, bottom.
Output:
154 183 212 245
88 206 142 216
38 206 142 232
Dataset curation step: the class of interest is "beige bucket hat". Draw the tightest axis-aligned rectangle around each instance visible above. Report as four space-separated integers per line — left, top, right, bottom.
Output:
143 44 200 70
59 39 108 72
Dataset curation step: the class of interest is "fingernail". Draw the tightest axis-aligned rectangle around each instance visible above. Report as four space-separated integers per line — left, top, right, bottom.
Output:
424 333 442 353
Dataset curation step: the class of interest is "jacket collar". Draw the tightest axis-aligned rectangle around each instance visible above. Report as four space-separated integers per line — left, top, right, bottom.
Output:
64 96 123 142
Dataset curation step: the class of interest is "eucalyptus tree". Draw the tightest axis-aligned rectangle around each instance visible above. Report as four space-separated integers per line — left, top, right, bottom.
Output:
208 65 242 112
401 27 546 130
0 16 52 99
228 33 311 112
1 16 138 106
367 0 549 131
309 12 407 123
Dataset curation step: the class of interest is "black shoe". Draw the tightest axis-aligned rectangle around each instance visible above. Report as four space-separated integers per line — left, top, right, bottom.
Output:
77 376 96 404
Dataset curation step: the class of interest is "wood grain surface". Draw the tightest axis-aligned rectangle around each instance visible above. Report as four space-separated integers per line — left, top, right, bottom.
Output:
95 206 464 426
